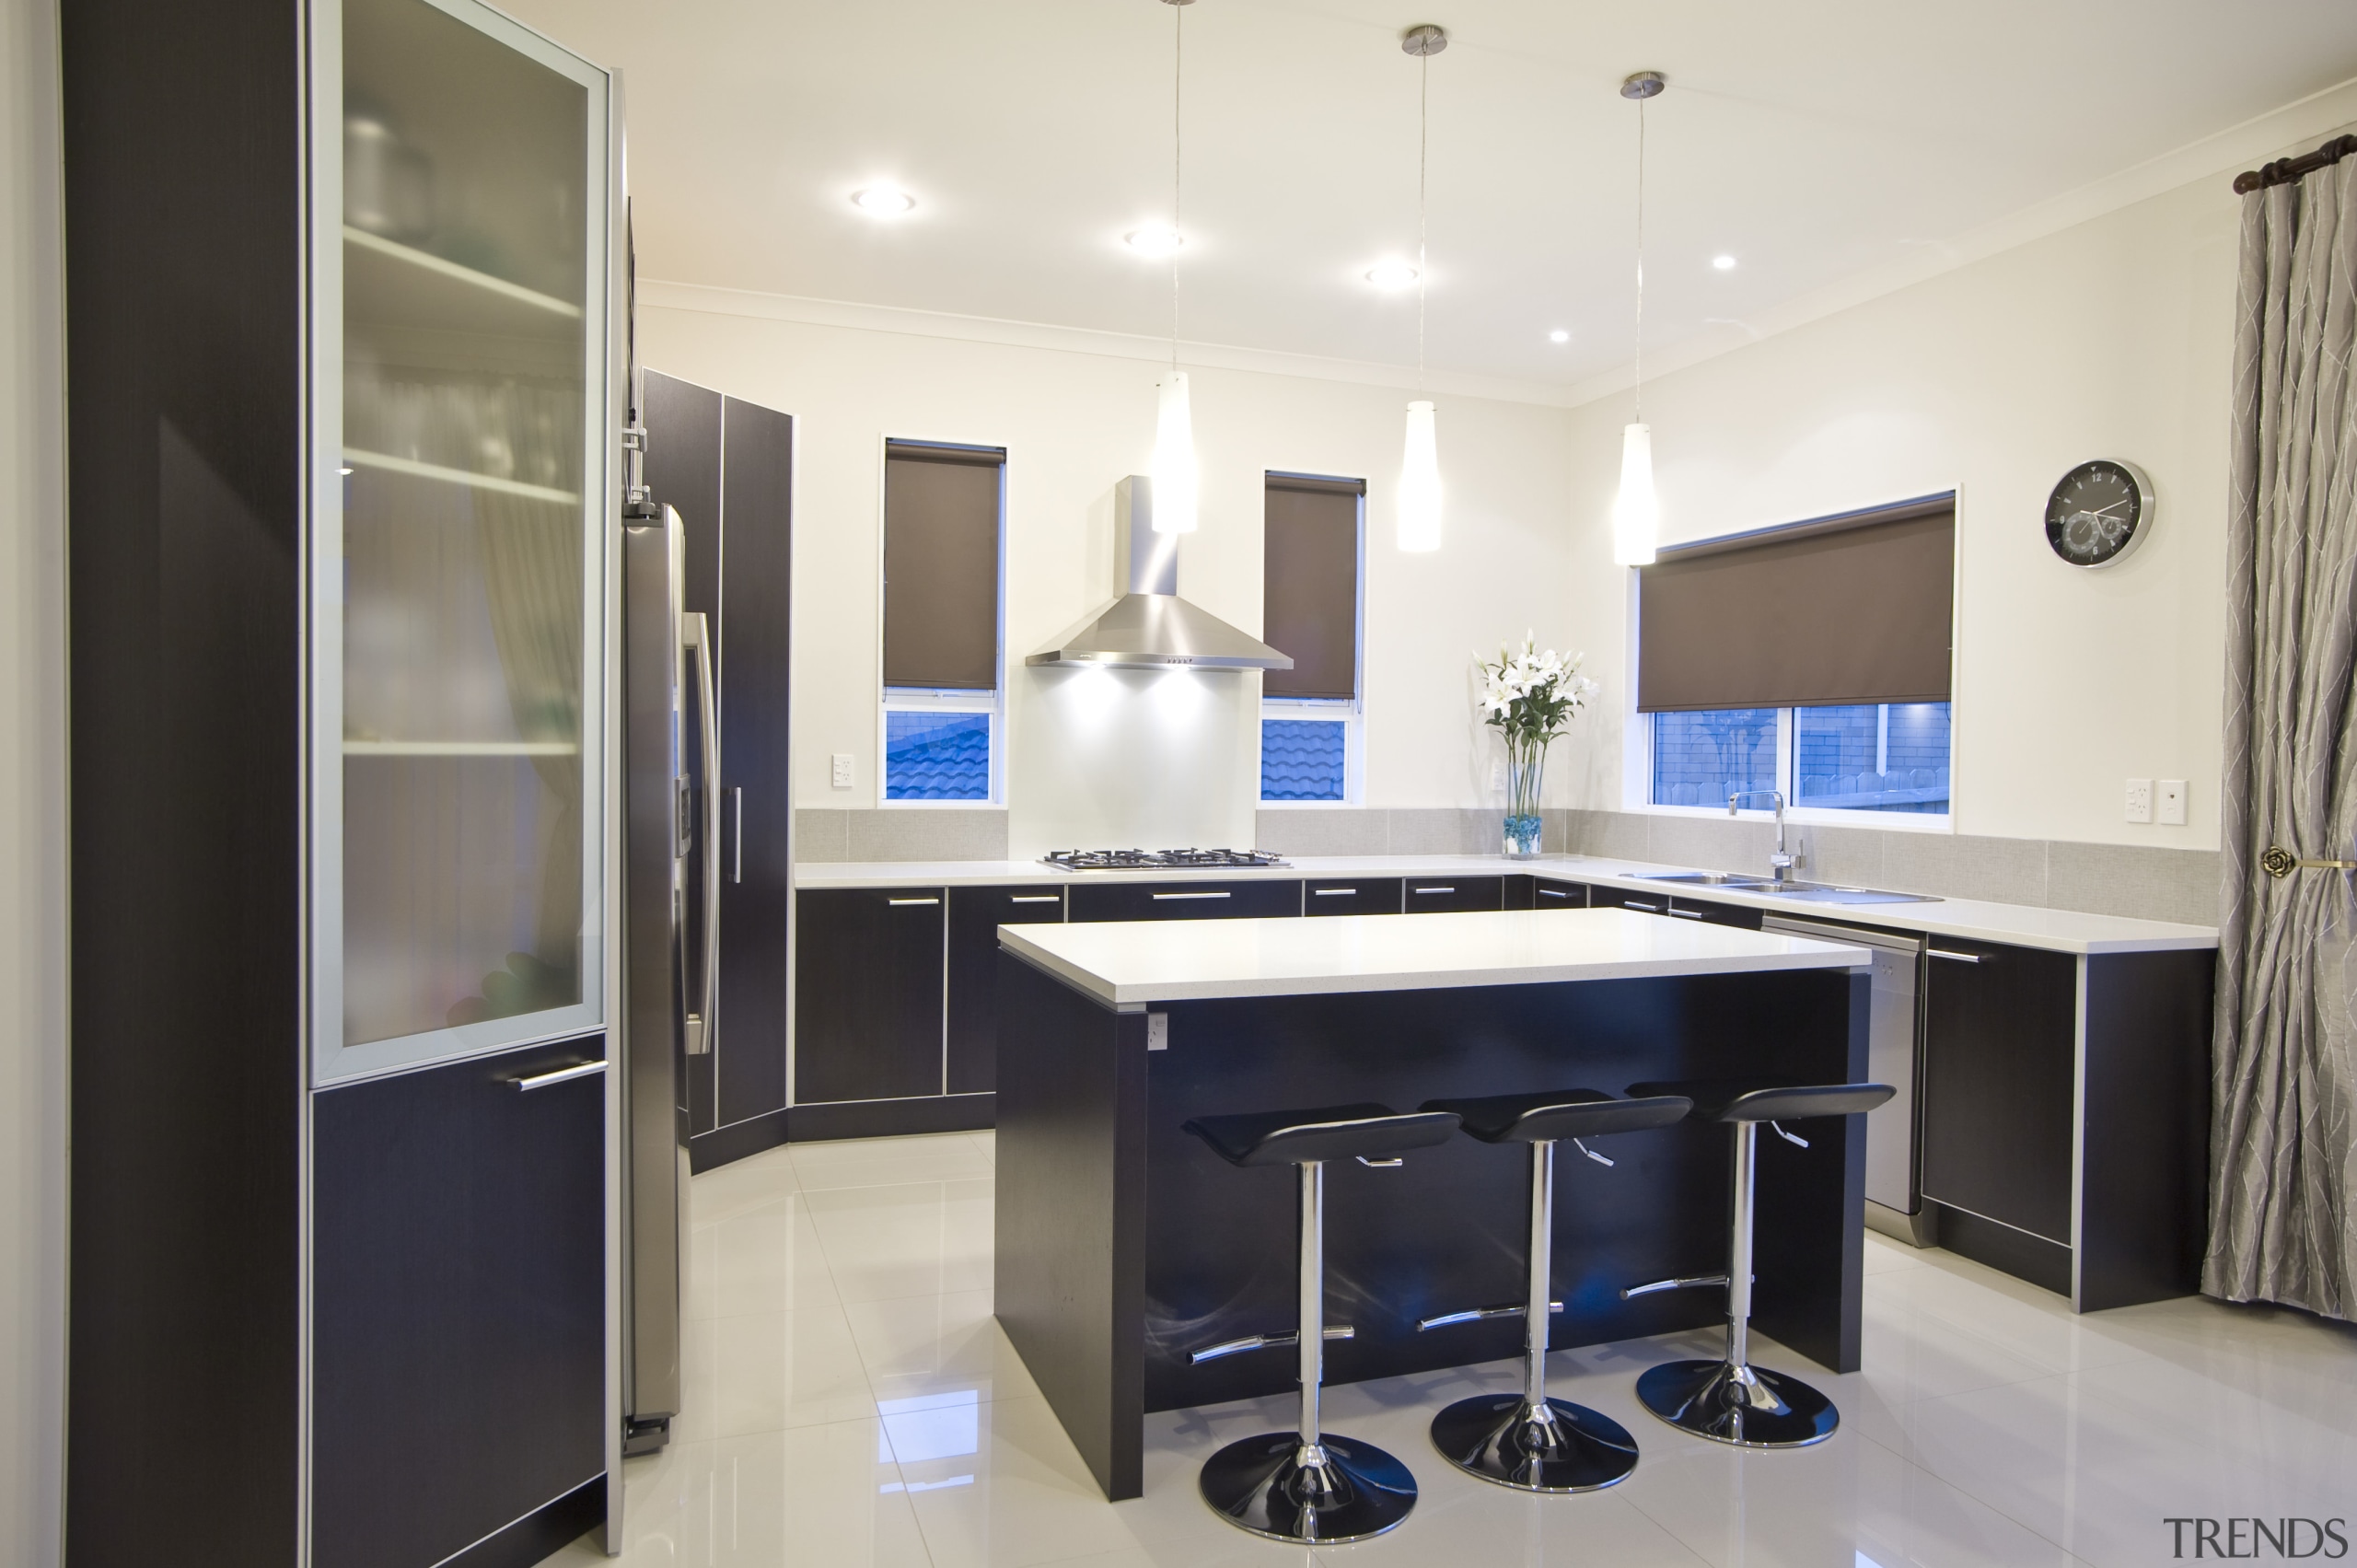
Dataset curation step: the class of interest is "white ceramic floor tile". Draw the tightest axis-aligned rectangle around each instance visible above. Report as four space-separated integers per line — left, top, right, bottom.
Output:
846 1288 1042 1407
806 1179 997 1305
792 1132 998 1191
578 1133 2345 1568
673 1303 880 1442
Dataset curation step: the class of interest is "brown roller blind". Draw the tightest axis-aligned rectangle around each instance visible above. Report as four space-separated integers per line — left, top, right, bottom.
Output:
883 441 1003 690
1263 473 1363 700
1637 495 1955 713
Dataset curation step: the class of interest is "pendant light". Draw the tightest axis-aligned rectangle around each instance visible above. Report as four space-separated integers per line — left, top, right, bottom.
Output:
1150 0 1199 534
1612 70 1665 567
1396 24 1447 553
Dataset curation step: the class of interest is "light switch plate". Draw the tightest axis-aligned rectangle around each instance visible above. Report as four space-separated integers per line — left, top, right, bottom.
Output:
1146 1012 1168 1051
1490 761 1505 793
2125 778 2154 823
2158 779 2188 826
830 752 853 788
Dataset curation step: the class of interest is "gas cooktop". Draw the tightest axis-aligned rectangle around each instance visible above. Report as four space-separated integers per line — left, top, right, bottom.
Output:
1040 848 1291 871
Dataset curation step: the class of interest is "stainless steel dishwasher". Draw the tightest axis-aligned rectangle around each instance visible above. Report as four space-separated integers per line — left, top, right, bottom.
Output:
1761 914 1935 1247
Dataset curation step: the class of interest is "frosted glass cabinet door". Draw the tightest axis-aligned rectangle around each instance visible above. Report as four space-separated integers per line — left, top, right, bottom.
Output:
318 0 612 1078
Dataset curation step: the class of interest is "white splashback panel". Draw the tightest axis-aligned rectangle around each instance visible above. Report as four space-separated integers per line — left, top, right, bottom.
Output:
1007 665 1259 858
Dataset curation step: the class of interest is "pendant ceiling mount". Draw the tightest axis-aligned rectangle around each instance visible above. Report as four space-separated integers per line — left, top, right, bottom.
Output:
1621 69 1666 99
1401 24 1448 56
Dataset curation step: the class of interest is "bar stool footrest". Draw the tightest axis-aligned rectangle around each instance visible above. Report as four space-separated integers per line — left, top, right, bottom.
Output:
1415 1300 1561 1331
1189 1325 1354 1365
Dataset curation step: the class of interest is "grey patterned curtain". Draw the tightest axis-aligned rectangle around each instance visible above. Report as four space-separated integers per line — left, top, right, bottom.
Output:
2208 156 2357 1318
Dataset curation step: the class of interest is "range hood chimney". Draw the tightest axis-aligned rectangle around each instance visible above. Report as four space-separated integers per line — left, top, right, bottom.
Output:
1026 476 1294 671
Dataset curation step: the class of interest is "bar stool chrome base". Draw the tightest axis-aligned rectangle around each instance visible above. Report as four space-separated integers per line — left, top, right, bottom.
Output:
1198 1433 1419 1545
1429 1392 1640 1492
1635 1357 1838 1448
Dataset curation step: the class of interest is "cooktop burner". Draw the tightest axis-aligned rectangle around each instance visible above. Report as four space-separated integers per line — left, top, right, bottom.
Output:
1041 848 1291 871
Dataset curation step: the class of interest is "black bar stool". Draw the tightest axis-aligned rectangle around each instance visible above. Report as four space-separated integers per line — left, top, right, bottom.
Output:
1620 1079 1895 1448
1180 1101 1461 1545
1412 1088 1692 1492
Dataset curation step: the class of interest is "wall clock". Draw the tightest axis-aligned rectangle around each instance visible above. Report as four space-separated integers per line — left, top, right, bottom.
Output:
2045 459 2154 568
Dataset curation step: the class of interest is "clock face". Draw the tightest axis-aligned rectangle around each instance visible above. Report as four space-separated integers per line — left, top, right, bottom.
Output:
2045 459 2149 567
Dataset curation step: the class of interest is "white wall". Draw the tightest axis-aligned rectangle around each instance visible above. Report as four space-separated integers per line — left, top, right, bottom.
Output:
1557 163 2245 851
0 0 66 1561
633 305 1588 832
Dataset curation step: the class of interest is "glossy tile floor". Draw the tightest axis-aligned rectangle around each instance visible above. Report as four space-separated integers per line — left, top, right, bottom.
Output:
548 1132 2357 1568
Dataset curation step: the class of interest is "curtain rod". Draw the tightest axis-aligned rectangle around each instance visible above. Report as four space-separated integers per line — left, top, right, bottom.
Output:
2233 134 2357 195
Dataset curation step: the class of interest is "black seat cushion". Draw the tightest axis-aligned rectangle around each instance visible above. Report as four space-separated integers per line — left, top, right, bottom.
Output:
1628 1078 1896 1124
1420 1088 1693 1144
1182 1102 1463 1167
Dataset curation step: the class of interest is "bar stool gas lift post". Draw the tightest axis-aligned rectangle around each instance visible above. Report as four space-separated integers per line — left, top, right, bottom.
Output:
1415 1089 1693 1491
1181 1103 1462 1545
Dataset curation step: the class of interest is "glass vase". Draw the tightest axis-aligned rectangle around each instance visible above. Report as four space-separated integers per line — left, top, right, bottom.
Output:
1502 743 1547 860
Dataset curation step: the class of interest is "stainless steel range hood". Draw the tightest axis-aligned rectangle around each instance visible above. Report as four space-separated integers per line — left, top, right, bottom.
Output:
1026 476 1294 671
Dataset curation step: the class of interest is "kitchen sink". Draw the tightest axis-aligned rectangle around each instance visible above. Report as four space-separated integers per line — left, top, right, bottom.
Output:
1631 870 1939 905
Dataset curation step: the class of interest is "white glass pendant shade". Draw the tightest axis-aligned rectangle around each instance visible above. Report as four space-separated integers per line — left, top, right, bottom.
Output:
1612 421 1658 566
1399 400 1442 552
1151 370 1199 534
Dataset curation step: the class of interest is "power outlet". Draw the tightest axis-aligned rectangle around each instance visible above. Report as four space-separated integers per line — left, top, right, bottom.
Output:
2158 779 2188 826
830 752 853 789
2124 778 2154 824
1490 761 1505 793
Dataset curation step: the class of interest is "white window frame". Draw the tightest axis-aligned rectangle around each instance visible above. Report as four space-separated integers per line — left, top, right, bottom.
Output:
1260 479 1365 807
877 437 1007 807
1620 485 1962 834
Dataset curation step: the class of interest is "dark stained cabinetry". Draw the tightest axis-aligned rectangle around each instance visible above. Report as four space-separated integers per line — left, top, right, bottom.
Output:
795 889 946 1104
1404 875 1504 912
1305 877 1405 915
1069 879 1304 922
947 885 1067 1094
644 371 796 1169
1920 936 2078 1255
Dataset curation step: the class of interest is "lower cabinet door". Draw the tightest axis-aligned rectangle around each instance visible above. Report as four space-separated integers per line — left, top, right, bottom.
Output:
1304 877 1403 915
1067 879 1302 922
1921 936 2078 1244
795 888 946 1103
947 884 1065 1094
312 1038 605 1568
1404 876 1504 912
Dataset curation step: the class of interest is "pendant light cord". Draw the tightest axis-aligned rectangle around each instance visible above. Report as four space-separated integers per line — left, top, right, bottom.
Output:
1415 48 1429 394
1170 1 1182 371
1633 95 1645 423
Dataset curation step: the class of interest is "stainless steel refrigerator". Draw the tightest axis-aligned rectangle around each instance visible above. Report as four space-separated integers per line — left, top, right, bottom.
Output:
619 490 721 1456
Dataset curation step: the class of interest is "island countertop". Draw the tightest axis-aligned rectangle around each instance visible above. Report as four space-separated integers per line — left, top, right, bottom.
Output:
998 904 1873 1005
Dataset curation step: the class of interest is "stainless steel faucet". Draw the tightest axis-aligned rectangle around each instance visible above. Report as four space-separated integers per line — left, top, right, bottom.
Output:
1727 790 1794 882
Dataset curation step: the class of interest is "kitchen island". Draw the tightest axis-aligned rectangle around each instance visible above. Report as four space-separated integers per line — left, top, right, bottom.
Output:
992 906 1874 1500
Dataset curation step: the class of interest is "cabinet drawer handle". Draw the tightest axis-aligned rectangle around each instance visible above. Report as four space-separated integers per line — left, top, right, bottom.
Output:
1413 886 1456 895
1666 907 1705 920
1538 888 1571 900
888 897 941 907
1009 895 1061 904
1928 948 1983 963
1313 888 1356 896
513 1060 606 1091
1153 891 1229 900
1622 900 1661 913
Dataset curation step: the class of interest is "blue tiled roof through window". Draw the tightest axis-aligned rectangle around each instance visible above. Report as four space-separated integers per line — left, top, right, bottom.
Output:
886 711 992 800
1262 719 1345 801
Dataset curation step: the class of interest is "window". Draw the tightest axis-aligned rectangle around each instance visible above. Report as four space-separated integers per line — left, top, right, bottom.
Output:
1638 494 1955 821
881 440 1004 802
1651 703 1952 815
1260 473 1364 803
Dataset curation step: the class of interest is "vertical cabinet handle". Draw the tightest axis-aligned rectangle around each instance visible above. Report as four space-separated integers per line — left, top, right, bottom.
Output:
683 612 721 1058
728 786 743 884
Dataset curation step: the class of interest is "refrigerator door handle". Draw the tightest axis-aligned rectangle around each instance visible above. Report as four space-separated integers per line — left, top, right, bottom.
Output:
683 612 722 1057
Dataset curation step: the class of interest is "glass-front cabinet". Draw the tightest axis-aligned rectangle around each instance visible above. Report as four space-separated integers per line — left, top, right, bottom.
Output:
314 0 616 1081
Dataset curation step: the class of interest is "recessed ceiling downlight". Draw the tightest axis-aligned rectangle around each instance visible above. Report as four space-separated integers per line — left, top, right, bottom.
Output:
1712 253 1737 271
1125 225 1184 256
1365 259 1421 290
851 184 916 215
1549 329 1570 343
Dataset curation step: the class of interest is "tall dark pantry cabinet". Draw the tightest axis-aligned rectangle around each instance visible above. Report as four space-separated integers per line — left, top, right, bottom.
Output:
64 0 623 1563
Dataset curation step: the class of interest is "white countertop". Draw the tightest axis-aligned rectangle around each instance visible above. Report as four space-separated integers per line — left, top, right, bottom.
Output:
999 905 1875 1005
795 852 2218 956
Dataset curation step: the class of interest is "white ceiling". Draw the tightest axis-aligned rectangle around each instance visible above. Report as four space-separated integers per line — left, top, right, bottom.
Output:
504 0 2357 390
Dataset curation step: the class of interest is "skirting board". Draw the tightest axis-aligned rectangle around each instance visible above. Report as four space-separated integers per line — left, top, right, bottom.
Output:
448 1477 604 1568
688 1109 789 1174
787 1093 995 1144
